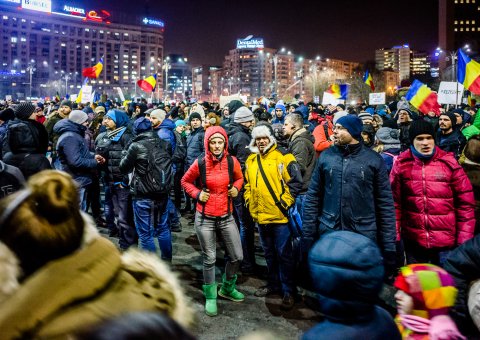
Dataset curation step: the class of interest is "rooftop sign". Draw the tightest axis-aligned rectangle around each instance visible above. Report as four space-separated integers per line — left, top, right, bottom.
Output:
237 35 264 49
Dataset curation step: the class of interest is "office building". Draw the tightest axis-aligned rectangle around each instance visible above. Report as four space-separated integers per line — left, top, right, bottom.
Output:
0 0 164 100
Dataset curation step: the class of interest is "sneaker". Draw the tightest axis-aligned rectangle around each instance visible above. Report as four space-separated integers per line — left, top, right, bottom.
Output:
254 286 281 297
170 223 183 233
280 294 295 311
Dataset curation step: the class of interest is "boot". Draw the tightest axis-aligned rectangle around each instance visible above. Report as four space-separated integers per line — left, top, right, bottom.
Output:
202 283 218 316
218 274 244 302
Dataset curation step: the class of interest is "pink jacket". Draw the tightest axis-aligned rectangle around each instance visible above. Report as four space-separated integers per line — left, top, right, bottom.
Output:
390 147 475 248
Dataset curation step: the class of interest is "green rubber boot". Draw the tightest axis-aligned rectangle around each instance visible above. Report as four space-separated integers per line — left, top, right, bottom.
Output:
202 283 218 316
218 274 245 302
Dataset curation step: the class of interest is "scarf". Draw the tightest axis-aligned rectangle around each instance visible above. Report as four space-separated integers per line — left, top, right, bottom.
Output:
396 314 465 340
410 145 435 161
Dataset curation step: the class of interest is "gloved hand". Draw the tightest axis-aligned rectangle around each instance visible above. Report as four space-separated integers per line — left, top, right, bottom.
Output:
383 251 397 285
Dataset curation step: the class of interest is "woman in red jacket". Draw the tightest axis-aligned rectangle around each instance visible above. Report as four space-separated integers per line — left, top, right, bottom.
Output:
181 126 244 317
390 120 475 265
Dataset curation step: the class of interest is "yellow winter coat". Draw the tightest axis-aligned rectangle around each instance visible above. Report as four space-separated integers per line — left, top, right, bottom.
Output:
244 143 302 224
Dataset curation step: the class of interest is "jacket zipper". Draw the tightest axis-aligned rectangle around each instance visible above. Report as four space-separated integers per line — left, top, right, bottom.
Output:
422 163 430 248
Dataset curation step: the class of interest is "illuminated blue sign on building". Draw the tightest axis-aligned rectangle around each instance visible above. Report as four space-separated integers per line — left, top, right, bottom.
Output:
142 17 165 28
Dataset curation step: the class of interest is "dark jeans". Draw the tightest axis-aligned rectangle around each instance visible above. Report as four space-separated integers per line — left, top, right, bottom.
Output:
78 185 88 212
106 183 136 250
233 192 256 270
160 197 180 229
133 198 171 260
174 166 184 208
257 223 296 295
404 240 452 267
86 174 102 219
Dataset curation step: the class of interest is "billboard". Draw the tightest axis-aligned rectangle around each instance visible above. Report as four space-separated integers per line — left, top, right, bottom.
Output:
21 0 51 13
236 35 264 49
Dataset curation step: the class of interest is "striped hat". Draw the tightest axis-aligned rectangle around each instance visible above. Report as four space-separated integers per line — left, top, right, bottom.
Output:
394 263 457 319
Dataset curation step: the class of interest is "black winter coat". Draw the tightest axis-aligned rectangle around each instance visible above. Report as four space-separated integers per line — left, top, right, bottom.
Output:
227 122 251 171
54 119 97 187
436 128 467 159
185 127 204 170
119 131 172 199
302 143 396 254
288 128 316 193
2 118 51 178
95 127 133 184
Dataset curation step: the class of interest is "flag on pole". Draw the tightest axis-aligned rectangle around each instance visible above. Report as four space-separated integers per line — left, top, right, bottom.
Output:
405 79 441 115
363 70 375 91
54 91 61 102
326 84 349 99
137 74 157 93
82 56 104 79
457 48 480 95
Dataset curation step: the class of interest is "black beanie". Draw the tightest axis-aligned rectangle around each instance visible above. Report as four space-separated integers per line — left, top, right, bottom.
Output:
14 102 36 120
409 119 435 144
188 112 202 123
0 107 15 122
441 112 458 129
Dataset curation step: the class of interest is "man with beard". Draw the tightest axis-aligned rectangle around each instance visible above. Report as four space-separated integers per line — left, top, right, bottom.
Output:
302 115 396 281
436 111 466 160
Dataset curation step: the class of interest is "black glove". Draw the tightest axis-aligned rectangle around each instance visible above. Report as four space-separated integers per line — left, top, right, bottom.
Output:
383 251 397 285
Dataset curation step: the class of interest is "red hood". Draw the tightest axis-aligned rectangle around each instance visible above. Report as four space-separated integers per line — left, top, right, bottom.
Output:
204 126 229 159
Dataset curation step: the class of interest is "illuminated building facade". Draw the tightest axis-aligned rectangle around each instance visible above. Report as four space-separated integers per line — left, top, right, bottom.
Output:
0 0 164 99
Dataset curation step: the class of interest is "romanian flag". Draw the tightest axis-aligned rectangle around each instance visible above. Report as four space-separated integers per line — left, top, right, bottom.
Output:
405 79 441 115
75 78 89 104
82 56 104 79
468 93 476 107
54 91 60 103
458 49 480 95
363 70 375 91
137 74 157 93
326 84 349 99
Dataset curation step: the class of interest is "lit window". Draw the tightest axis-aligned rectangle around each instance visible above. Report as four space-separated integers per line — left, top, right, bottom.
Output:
21 19 25 22
2 16 8 20
461 20 464 24
11 37 17 43
85 46 89 49
473 20 476 24
467 20 470 24
85 28 89 32
461 27 464 31
455 20 458 24
467 27 470 31
473 27 476 31
100 30 104 33
61 43 66 47
20 37 26 42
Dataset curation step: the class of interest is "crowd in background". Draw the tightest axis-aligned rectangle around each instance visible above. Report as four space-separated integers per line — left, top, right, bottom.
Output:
1 93 480 339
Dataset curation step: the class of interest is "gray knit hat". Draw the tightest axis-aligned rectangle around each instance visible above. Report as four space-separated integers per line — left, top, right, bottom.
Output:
14 102 35 120
60 100 73 109
375 127 400 145
234 106 254 123
69 110 88 125
358 111 373 124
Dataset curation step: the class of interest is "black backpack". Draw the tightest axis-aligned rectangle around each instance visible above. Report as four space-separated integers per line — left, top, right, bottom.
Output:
142 138 173 195
197 153 234 217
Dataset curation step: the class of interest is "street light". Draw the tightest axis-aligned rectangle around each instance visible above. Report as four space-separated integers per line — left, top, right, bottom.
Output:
26 60 35 99
162 56 171 100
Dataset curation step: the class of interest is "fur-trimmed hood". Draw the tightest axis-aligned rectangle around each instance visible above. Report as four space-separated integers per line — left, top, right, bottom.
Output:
248 124 276 154
0 213 194 338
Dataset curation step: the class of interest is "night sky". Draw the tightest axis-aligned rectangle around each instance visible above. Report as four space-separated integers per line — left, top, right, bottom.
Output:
86 0 438 65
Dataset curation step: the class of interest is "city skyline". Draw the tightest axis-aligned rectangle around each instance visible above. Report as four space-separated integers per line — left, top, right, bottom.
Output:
91 0 438 65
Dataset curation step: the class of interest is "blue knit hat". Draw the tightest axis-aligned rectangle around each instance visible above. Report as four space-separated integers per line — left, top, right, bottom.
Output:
275 104 286 113
133 116 151 134
336 115 363 140
175 119 186 127
105 110 117 123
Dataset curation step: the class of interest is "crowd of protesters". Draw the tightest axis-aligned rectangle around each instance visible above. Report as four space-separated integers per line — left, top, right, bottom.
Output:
1 93 480 339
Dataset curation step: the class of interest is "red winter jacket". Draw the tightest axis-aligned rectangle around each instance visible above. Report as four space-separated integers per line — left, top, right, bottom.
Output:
390 147 475 248
181 126 243 218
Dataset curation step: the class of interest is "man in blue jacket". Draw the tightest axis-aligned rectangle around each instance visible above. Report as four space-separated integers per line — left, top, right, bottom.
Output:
55 110 104 211
302 115 396 279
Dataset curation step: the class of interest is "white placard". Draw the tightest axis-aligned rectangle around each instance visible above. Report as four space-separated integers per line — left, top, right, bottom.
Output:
116 87 125 101
5 95 12 101
70 94 77 101
322 92 345 106
369 92 386 105
219 94 245 109
80 85 92 104
438 81 464 105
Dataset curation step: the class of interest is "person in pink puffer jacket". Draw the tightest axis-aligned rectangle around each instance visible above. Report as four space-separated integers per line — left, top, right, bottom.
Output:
390 120 475 266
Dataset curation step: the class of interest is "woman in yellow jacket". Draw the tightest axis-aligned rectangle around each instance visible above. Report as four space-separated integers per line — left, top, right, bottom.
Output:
244 125 303 311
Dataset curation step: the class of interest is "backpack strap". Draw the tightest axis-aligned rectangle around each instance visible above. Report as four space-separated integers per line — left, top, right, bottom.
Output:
323 122 330 139
197 153 207 218
226 154 234 216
